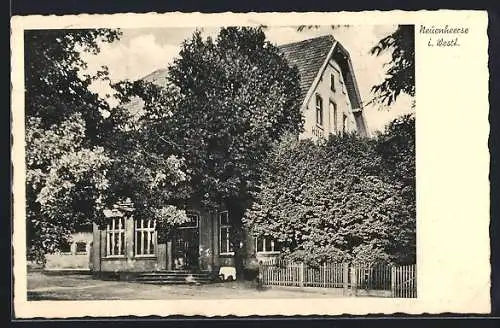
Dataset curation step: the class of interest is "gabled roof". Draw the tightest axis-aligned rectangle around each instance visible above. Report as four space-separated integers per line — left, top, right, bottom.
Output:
278 35 367 136
278 35 336 100
278 35 362 109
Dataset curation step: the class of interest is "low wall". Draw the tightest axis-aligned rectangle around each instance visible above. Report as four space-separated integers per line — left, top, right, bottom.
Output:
45 254 90 271
99 257 164 272
95 243 167 273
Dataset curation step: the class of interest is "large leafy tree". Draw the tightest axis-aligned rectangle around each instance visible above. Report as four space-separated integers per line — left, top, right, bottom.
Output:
369 25 415 107
24 29 189 262
155 27 304 274
26 113 111 262
101 80 191 240
24 29 121 138
25 29 120 262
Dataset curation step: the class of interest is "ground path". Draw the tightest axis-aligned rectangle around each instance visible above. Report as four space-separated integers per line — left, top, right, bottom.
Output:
27 272 348 300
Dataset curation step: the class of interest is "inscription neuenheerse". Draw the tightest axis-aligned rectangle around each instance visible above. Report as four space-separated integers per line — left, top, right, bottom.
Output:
420 24 469 47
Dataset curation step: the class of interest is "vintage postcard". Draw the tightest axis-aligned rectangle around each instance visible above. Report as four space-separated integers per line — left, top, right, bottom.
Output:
11 10 490 317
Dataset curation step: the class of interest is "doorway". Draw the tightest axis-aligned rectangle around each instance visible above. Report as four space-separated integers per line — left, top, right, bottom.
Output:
172 212 200 271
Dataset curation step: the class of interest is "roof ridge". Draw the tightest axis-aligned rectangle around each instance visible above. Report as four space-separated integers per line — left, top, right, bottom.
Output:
278 34 335 48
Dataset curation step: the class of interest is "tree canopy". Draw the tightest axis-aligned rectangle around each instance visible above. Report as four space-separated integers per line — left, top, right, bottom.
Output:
25 29 190 262
99 79 192 239
162 27 304 210
25 29 120 261
369 25 415 107
132 26 304 272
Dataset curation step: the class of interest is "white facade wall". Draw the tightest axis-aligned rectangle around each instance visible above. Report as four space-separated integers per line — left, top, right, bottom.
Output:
45 231 93 270
300 59 357 140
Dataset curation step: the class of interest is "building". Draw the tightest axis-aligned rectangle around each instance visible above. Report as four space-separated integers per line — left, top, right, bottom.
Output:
44 224 93 271
90 35 368 279
278 35 368 139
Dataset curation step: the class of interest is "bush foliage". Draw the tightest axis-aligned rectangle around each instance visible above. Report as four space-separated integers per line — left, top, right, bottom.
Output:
244 115 416 265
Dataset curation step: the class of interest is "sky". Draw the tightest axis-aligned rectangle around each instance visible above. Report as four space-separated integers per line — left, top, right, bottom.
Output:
81 25 414 133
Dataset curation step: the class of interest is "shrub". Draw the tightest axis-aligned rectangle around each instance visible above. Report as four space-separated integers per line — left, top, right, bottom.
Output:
244 118 416 265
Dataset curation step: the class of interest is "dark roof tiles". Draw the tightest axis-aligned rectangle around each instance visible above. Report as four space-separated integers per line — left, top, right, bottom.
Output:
140 68 169 88
277 35 336 99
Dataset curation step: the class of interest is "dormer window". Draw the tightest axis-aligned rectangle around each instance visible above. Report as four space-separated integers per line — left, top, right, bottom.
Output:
315 95 323 126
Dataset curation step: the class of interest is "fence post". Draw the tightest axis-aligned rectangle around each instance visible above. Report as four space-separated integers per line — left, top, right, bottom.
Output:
257 261 263 290
342 262 349 295
299 262 304 287
323 262 326 288
351 263 357 296
391 265 396 298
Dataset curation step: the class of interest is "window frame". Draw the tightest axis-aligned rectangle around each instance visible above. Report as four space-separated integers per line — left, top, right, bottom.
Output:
178 212 199 229
340 75 346 94
329 100 338 134
75 241 88 255
219 211 234 256
60 240 73 255
315 94 324 127
342 113 348 135
106 216 126 258
134 218 157 257
255 236 281 254
330 73 336 92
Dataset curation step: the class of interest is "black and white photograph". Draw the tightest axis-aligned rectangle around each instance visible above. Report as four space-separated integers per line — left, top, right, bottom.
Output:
23 23 416 300
11 11 490 317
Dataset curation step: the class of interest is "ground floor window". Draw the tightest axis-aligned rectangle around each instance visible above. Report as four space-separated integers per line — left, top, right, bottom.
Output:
60 240 72 254
219 211 234 255
75 241 88 254
135 218 157 256
255 236 281 254
106 217 125 257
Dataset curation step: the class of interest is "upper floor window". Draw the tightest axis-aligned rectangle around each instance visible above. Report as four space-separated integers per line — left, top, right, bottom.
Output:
342 113 348 134
330 74 336 92
340 77 346 94
106 217 125 257
330 101 337 134
135 219 157 256
219 211 234 255
315 95 323 126
255 237 281 254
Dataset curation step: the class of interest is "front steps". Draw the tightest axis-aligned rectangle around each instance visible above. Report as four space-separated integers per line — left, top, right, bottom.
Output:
136 270 214 285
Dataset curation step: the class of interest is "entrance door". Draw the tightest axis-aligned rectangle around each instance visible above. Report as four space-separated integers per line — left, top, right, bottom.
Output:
172 212 200 271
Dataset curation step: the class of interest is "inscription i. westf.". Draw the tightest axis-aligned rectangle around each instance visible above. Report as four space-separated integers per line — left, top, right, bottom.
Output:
420 25 469 47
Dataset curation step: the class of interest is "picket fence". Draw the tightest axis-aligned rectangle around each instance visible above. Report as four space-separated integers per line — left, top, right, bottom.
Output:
259 259 416 298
